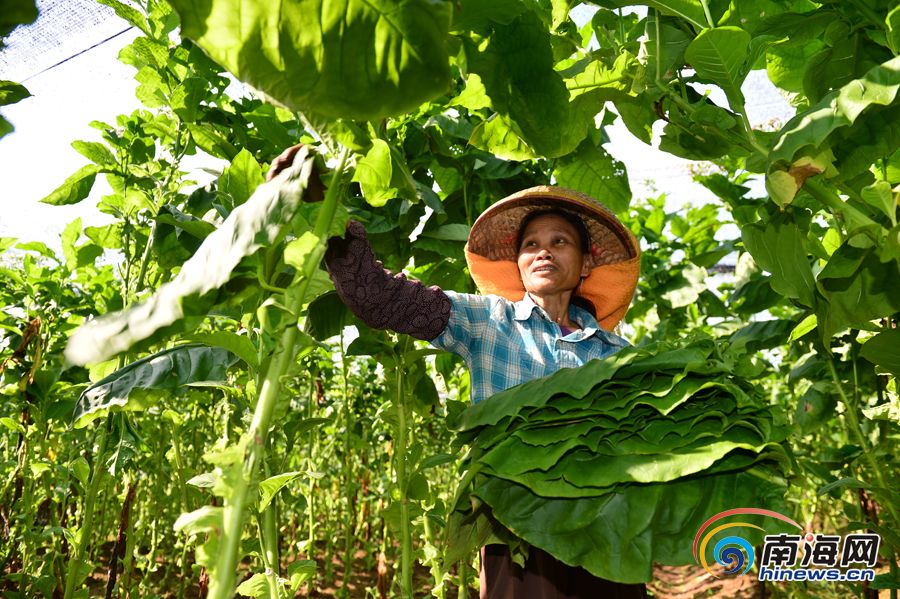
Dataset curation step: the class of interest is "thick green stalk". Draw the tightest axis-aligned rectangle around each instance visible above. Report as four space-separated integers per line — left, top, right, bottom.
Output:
803 178 881 238
209 147 349 599
457 560 470 599
422 507 444 599
394 361 413 597
18 425 33 599
257 510 281 599
63 417 111 599
699 0 714 28
260 461 282 599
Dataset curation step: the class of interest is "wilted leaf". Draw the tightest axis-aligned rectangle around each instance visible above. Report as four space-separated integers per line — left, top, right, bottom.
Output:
65 147 318 365
72 344 236 428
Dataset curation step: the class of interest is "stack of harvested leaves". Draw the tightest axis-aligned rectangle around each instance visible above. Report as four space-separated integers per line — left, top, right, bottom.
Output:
447 337 791 584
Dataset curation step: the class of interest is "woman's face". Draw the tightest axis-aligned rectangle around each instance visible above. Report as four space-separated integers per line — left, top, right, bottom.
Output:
517 213 591 298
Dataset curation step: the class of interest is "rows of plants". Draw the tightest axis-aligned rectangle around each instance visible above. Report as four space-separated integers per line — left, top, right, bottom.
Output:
1 0 898 597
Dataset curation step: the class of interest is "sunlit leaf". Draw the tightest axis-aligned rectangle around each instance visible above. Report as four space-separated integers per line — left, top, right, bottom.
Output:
168 0 452 120
258 471 302 512
684 26 750 110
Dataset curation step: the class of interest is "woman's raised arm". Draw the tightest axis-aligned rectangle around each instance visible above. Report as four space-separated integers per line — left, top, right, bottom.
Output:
324 221 451 341
266 144 451 341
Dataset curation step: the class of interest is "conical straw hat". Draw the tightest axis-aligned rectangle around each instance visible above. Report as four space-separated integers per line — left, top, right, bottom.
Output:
464 185 640 331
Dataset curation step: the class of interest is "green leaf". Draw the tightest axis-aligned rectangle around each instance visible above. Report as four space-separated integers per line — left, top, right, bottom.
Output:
817 477 868 496
284 231 322 271
38 164 102 206
61 218 82 271
421 223 471 242
72 344 237 428
553 140 631 214
464 11 590 158
817 244 900 339
352 139 396 207
449 0 528 31
642 13 691 84
0 80 30 106
170 76 206 123
186 472 218 488
174 505 224 534
788 313 817 342
258 471 302 512
168 0 452 121
769 55 900 166
468 114 538 161
0 0 37 39
220 148 265 209
448 337 791 583
593 0 706 29
862 400 900 423
95 0 150 35
65 147 319 365
183 331 258 368
235 573 269 597
305 291 354 340
71 140 116 166
186 123 238 160
684 27 751 110
288 560 316 592
860 329 900 377
889 5 900 55
860 180 897 227
0 416 24 434
740 219 816 308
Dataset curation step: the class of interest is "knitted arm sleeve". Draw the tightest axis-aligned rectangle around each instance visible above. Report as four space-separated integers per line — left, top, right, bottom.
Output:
324 220 452 341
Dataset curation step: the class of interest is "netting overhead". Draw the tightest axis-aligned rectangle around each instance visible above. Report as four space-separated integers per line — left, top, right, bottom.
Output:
0 0 131 82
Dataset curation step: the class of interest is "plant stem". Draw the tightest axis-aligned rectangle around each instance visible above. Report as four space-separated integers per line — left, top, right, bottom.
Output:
209 147 349 599
340 332 355 596
63 416 111 599
699 0 715 28
171 428 192 599
394 358 413 597
260 461 282 599
803 178 881 238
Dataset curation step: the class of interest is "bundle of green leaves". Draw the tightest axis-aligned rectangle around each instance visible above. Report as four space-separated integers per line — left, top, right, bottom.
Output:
447 337 792 584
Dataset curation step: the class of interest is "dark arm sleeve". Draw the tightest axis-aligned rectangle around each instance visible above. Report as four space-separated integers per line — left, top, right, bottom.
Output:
324 220 452 341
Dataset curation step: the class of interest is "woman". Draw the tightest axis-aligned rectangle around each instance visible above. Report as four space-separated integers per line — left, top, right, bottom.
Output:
270 151 644 597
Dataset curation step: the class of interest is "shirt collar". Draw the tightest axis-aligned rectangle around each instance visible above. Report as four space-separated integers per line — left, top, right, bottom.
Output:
512 293 601 334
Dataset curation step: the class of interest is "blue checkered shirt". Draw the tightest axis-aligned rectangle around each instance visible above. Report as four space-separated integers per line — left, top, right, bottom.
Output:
430 292 630 404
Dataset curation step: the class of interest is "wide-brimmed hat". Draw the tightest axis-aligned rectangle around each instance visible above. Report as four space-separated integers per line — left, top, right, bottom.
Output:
464 185 640 331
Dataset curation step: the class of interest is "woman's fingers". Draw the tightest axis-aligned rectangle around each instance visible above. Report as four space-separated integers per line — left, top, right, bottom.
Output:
265 144 304 181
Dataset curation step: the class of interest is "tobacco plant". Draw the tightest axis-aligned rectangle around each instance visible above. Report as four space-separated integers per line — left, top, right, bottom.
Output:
1 0 899 597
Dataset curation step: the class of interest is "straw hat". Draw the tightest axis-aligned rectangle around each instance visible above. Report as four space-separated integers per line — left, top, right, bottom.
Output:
464 185 640 331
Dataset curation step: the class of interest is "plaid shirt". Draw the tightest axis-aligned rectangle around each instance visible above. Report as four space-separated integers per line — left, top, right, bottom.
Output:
430 292 629 404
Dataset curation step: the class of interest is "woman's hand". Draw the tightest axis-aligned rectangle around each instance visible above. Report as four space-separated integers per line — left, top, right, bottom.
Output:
266 143 326 202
